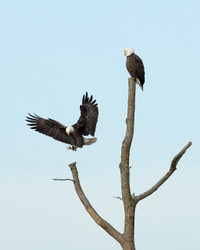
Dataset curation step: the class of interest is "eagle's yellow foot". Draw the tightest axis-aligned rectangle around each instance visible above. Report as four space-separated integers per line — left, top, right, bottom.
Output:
67 145 77 151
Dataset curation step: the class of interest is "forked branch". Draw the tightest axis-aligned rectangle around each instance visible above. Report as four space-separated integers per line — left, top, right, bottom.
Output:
136 141 192 202
65 77 192 250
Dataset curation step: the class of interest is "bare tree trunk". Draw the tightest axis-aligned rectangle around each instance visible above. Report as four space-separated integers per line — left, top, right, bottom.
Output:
118 78 192 250
55 77 192 250
119 77 137 250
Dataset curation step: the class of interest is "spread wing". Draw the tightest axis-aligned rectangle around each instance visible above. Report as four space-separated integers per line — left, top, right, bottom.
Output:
26 113 72 145
75 92 99 136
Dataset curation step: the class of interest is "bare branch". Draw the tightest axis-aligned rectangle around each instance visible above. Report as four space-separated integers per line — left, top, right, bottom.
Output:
113 196 123 200
68 162 125 244
52 178 74 182
136 141 192 202
170 141 192 171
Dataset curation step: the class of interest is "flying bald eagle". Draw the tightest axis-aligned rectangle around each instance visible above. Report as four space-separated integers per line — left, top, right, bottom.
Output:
124 47 145 90
26 92 99 151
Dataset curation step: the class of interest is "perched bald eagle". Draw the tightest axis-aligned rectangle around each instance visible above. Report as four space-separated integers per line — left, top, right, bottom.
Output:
26 92 99 151
124 47 145 90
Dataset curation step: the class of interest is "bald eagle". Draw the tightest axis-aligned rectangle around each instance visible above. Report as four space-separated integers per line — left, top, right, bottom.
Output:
124 47 145 90
26 92 99 151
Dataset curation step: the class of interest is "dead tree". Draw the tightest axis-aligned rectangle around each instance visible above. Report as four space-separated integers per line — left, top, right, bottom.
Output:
55 78 192 250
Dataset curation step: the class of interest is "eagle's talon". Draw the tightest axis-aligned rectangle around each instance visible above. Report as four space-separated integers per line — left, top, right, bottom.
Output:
67 145 77 151
67 145 72 150
72 145 77 151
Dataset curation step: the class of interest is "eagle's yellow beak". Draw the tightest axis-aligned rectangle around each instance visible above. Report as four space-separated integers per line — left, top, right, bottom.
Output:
124 51 126 56
66 130 71 136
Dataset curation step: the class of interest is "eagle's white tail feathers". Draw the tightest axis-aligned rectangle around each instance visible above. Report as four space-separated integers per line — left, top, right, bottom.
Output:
136 78 143 90
83 138 97 145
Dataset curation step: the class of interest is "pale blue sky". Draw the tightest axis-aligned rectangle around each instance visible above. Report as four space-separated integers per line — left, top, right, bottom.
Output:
1 1 200 249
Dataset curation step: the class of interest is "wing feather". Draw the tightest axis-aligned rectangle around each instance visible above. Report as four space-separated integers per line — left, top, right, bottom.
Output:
26 113 72 144
75 92 99 136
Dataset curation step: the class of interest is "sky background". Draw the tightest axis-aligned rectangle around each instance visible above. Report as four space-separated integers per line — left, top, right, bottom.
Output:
1 1 200 249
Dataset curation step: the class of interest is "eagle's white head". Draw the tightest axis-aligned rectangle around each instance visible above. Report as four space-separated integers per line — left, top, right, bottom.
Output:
124 47 134 56
66 126 74 136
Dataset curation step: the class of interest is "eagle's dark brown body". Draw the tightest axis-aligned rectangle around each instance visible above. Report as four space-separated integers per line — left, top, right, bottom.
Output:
125 48 145 90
